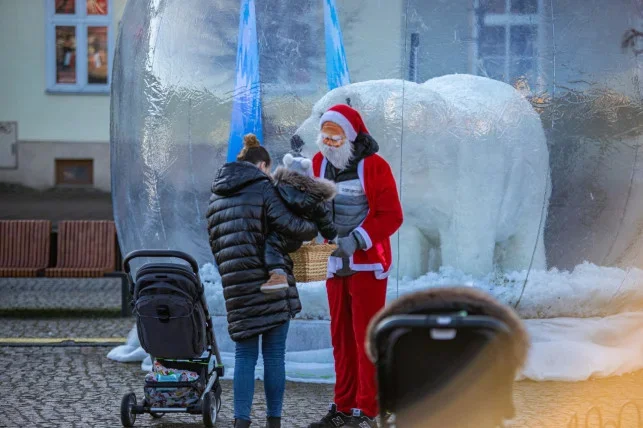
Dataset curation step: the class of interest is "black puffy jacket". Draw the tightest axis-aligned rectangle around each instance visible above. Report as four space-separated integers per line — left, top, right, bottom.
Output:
206 161 318 342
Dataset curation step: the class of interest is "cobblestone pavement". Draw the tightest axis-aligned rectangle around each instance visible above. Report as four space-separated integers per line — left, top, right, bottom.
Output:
1 341 643 427
0 346 331 428
2 314 643 427
0 278 123 311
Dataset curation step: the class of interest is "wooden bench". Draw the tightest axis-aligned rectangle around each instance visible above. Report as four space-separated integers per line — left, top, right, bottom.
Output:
44 220 130 316
0 220 51 277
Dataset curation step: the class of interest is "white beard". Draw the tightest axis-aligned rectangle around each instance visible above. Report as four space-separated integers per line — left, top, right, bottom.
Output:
317 134 353 171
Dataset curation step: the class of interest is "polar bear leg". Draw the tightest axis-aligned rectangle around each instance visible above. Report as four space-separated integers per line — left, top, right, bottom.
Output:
439 152 506 278
439 159 502 277
502 212 547 272
390 224 430 280
439 219 497 277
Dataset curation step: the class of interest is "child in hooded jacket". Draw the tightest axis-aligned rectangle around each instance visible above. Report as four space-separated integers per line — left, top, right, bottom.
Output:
261 153 337 293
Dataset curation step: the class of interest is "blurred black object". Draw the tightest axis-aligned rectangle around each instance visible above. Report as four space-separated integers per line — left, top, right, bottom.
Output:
367 287 528 428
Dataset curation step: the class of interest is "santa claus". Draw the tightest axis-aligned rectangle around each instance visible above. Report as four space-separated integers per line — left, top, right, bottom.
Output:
308 104 403 428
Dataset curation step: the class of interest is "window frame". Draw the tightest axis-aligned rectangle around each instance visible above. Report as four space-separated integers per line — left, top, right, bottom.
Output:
45 0 114 94
55 158 94 186
471 0 545 89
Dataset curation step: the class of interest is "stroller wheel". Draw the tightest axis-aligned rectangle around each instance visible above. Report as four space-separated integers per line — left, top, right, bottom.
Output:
202 391 217 427
150 412 164 419
120 393 137 427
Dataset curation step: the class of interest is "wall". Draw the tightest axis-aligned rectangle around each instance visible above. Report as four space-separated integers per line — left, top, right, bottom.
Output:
405 0 640 95
0 0 127 142
405 0 473 82
342 0 405 81
0 0 127 191
5 140 110 190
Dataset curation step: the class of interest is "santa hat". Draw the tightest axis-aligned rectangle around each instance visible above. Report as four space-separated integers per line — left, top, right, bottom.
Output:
319 104 369 142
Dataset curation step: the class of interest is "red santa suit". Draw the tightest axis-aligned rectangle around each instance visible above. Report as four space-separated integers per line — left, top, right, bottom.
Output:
312 104 403 418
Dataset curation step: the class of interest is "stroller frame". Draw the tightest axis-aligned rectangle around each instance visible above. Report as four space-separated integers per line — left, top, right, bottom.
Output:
119 249 225 428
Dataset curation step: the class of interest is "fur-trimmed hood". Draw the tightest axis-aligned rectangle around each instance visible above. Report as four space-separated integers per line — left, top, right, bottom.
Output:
272 166 336 201
272 166 338 241
366 286 529 371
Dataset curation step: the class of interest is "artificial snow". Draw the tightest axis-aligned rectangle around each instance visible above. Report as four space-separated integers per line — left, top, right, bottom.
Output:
108 261 643 382
202 262 643 320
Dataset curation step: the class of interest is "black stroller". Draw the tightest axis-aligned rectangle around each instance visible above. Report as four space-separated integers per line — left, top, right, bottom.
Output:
367 287 528 428
119 250 225 427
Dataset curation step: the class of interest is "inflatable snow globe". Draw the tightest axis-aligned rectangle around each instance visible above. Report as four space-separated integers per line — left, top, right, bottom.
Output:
110 0 643 393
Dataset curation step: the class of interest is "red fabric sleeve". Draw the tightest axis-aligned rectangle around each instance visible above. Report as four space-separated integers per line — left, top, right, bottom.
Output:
357 155 403 247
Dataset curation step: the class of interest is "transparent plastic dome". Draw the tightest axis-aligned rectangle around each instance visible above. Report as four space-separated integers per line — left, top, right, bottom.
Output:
110 0 643 382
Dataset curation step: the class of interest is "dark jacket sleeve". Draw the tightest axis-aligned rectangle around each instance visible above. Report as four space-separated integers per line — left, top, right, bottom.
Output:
311 201 337 240
263 182 319 242
264 231 287 272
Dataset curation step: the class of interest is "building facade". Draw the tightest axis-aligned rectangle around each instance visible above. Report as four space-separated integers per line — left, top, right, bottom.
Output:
0 0 125 191
0 0 640 191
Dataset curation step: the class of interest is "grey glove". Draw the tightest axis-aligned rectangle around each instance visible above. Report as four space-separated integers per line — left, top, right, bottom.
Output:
331 232 365 258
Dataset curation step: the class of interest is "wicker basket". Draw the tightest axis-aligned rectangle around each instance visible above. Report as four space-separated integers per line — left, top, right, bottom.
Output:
289 242 337 283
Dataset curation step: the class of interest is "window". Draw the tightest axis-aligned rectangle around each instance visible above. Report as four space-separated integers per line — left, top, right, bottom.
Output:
473 0 543 89
55 159 94 186
46 0 113 94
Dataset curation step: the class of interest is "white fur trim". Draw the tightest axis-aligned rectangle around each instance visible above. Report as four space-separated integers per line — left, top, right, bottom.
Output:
326 255 391 280
301 158 312 169
319 156 328 178
375 267 392 280
320 110 357 142
283 153 294 166
350 260 391 280
326 256 342 278
357 159 365 190
354 227 373 251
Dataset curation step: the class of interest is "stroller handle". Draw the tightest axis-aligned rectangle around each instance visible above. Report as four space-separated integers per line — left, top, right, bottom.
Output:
122 249 200 275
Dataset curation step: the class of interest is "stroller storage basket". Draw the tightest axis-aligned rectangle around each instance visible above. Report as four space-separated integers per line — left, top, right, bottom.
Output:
144 359 208 408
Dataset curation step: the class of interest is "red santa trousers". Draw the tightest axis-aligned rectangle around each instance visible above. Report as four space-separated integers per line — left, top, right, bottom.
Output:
327 270 387 418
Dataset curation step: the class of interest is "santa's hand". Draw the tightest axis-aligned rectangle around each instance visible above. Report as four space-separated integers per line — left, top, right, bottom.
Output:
333 232 364 258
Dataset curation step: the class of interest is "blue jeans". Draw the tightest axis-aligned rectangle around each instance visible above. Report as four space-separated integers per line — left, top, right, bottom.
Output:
234 321 290 421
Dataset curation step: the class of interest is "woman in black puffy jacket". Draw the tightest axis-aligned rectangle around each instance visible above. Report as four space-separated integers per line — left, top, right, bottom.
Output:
206 134 319 428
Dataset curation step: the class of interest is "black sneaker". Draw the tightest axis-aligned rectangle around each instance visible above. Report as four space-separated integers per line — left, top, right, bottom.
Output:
347 409 378 428
308 403 351 427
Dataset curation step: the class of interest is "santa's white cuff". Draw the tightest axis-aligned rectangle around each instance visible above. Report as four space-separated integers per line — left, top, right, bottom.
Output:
354 227 373 250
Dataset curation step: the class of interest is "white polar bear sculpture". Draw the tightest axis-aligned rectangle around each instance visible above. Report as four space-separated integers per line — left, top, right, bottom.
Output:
293 74 551 279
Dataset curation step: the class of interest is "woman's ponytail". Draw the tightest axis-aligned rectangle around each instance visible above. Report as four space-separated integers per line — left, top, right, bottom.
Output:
237 133 271 167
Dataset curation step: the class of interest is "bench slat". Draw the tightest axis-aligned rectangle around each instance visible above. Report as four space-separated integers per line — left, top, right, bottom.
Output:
0 220 51 276
44 220 116 277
